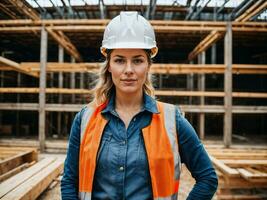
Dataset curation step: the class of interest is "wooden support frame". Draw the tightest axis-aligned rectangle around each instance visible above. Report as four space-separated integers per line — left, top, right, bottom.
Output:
0 57 38 77
188 1 267 61
46 27 82 62
6 0 40 21
4 0 82 62
236 1 267 22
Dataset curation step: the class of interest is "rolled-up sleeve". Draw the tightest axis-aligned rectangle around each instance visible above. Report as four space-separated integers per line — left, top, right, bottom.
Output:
176 108 218 200
61 109 84 200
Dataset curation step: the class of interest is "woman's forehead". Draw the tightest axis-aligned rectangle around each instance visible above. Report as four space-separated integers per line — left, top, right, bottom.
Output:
111 49 146 57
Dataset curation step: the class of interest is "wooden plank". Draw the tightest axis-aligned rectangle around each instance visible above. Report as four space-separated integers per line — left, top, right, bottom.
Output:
241 1 267 22
218 194 267 200
0 162 33 183
7 0 39 20
238 168 267 183
0 157 55 198
221 160 267 167
0 103 267 114
209 156 239 177
236 0 266 22
0 57 38 77
0 88 266 98
2 63 265 74
1 159 63 200
0 149 37 175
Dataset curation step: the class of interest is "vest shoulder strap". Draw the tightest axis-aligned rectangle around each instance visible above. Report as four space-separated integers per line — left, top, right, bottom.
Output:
80 104 95 142
159 101 181 180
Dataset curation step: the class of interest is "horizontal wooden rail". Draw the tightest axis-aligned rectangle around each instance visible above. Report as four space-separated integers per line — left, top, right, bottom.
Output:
0 20 266 33
1 63 267 74
0 88 266 98
0 104 266 114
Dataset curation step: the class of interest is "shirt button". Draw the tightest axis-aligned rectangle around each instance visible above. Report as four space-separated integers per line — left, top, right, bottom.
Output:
122 140 126 145
119 166 124 171
133 118 136 121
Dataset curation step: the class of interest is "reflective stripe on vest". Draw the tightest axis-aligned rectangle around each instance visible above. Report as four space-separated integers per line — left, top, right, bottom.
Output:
79 101 181 200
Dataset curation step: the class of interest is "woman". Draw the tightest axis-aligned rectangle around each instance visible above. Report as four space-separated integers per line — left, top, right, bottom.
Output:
61 11 218 200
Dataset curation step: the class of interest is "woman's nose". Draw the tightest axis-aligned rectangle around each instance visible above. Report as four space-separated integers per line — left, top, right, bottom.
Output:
124 61 134 74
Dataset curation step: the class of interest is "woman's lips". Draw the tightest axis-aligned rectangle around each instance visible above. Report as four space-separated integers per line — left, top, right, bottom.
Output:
121 79 137 85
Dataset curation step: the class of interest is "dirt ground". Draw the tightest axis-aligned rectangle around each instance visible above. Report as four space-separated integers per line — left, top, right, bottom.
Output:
38 164 217 200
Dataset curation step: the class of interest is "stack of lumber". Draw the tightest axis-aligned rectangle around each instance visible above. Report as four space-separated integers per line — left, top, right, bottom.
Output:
0 147 38 182
207 147 267 200
0 147 64 200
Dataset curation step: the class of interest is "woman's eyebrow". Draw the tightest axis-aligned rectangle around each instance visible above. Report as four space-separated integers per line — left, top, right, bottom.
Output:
133 55 145 58
113 55 125 58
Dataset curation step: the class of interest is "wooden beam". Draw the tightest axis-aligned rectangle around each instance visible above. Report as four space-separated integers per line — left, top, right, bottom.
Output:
0 3 18 19
0 149 37 175
0 88 266 99
0 103 266 114
209 156 239 177
241 1 267 22
1 20 266 32
4 63 264 74
1 159 63 200
188 1 267 61
7 0 39 20
0 157 55 198
236 0 266 22
0 57 38 77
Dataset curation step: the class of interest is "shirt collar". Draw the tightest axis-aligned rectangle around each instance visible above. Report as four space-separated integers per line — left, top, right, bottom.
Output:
101 91 159 114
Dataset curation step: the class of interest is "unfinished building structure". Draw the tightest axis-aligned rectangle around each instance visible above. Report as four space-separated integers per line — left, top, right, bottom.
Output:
0 0 266 152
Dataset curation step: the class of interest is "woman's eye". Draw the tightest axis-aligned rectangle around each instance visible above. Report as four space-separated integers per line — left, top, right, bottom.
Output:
114 59 125 64
133 59 143 64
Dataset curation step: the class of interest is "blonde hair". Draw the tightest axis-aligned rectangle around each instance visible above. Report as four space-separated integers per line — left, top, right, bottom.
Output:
92 50 155 105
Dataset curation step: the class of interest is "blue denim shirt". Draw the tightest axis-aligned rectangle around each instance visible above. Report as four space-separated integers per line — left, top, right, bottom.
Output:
61 93 218 200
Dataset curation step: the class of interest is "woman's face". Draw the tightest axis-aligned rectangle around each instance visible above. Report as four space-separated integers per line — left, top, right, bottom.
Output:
109 49 150 95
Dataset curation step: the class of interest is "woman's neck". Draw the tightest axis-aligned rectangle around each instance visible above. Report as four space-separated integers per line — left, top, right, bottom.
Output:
115 90 143 111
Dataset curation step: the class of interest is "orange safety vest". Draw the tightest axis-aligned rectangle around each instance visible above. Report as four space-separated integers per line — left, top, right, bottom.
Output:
79 101 181 200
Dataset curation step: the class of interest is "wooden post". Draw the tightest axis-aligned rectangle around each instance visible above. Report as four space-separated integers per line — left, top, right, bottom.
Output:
70 57 75 103
16 73 21 136
224 22 232 147
57 45 64 138
80 72 84 104
187 61 194 122
211 44 216 64
198 52 206 140
39 26 47 152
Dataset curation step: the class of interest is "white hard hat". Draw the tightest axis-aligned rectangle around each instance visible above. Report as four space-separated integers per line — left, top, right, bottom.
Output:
101 11 158 58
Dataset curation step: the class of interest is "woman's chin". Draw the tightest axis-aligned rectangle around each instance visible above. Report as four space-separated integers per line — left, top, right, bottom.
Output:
118 86 141 95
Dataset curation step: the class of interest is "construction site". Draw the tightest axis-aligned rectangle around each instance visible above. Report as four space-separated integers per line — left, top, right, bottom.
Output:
0 0 266 199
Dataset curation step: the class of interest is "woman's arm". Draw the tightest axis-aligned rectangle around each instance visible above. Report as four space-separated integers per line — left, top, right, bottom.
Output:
176 108 218 200
61 109 84 200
